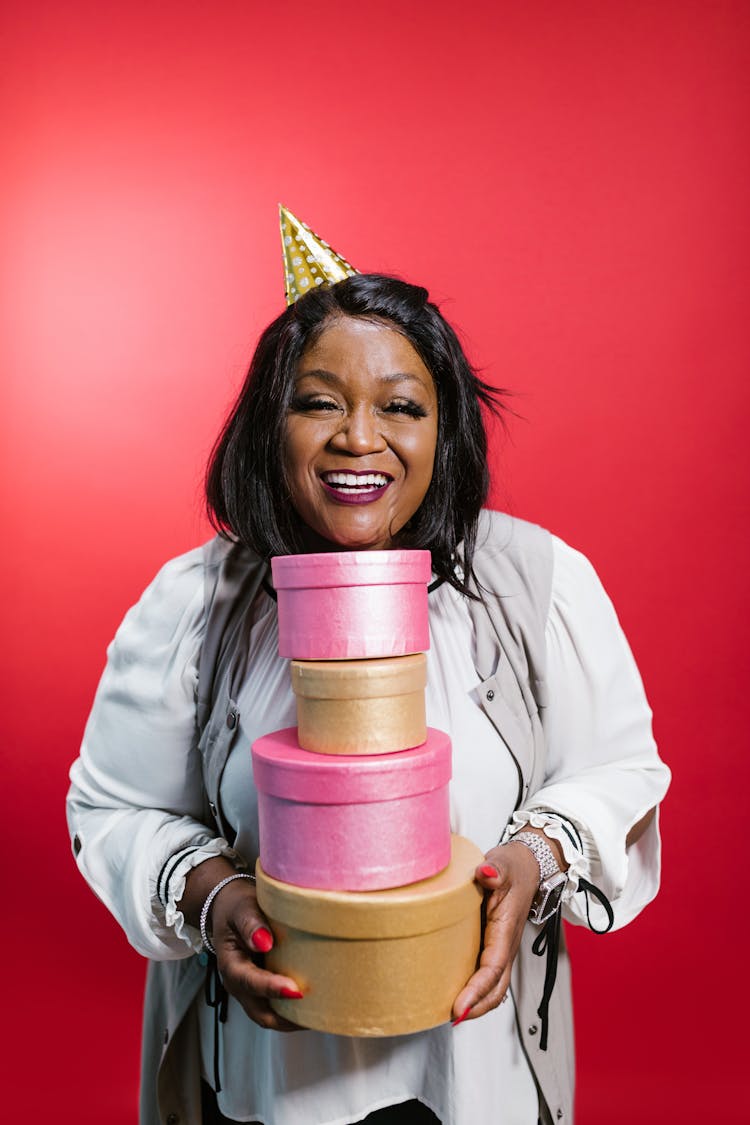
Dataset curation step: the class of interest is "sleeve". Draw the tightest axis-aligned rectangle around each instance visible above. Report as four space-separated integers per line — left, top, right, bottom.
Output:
508 535 671 931
66 544 236 960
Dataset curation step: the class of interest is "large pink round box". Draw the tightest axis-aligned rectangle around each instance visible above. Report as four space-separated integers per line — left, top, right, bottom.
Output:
252 727 451 890
271 550 431 659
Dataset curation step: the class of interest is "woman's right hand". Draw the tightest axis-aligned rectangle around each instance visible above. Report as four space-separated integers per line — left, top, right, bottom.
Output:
178 856 304 1032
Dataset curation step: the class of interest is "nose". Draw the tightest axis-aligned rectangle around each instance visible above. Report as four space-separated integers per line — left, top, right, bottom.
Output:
328 405 388 455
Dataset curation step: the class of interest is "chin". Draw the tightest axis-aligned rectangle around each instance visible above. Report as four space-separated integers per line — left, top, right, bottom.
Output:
323 522 397 551
329 534 392 552
295 522 385 553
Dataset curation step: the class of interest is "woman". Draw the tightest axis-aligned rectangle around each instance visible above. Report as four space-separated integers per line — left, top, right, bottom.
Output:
68 270 670 1125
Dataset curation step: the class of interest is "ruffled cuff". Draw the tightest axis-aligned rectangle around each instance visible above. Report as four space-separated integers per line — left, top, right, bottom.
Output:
159 838 245 953
502 809 590 900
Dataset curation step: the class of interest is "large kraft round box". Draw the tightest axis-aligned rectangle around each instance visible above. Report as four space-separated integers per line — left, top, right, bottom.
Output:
252 727 451 890
256 834 485 1036
271 550 431 659
291 654 427 755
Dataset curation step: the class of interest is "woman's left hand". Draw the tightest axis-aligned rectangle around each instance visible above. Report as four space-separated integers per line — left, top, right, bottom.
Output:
451 840 540 1025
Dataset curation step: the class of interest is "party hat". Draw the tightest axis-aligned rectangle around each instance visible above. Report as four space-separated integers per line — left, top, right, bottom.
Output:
279 204 358 306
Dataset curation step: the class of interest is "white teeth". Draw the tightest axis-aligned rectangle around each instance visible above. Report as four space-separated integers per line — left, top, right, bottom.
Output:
323 472 389 488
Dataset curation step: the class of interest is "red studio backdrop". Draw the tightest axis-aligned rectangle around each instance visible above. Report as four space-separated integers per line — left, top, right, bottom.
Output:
2 2 748 1121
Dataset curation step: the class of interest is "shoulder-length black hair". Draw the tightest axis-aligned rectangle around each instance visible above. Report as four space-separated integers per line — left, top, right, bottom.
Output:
206 273 507 597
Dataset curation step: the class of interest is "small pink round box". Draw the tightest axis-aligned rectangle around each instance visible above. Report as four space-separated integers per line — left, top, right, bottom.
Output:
252 727 451 891
271 550 431 659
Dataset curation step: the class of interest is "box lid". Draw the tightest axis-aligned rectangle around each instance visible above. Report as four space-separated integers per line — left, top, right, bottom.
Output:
255 834 484 939
271 550 432 590
291 654 427 699
252 726 450 803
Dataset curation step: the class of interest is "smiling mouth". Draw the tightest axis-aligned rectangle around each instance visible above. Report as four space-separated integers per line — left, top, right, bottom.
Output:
319 470 393 503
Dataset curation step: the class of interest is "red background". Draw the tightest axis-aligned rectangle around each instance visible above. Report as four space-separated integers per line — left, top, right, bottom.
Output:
2 2 748 1120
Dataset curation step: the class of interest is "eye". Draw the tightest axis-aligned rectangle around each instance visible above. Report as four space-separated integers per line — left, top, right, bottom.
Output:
383 399 429 419
290 395 341 413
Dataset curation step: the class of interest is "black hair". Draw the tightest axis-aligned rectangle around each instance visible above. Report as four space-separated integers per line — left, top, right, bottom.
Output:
206 273 508 596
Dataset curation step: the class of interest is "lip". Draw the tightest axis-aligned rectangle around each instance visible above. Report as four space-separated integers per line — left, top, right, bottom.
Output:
319 470 393 506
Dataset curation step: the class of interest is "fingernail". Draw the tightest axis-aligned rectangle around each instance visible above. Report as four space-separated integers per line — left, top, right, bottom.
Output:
451 1005 472 1027
279 987 303 999
251 926 273 953
479 864 498 879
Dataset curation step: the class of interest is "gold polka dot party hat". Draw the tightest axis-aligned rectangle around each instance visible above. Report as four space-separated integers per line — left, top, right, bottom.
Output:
279 204 358 306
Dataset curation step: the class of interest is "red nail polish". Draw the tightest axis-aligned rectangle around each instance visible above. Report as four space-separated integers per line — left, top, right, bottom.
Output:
279 987 303 999
479 864 498 879
451 1005 472 1027
251 926 273 953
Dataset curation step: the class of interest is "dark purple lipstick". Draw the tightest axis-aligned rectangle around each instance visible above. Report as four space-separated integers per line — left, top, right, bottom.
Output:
319 470 393 506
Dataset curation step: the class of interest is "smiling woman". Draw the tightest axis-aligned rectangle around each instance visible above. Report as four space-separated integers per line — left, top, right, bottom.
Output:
283 318 439 551
67 269 670 1125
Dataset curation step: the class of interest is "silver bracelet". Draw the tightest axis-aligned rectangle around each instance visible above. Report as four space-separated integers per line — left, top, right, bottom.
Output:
199 872 255 955
511 831 560 885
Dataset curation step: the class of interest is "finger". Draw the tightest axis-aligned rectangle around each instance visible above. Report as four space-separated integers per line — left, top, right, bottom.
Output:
229 992 304 1033
451 883 525 1023
213 890 277 956
221 947 304 1002
234 906 277 955
475 861 511 893
220 954 307 1030
236 995 305 1033
452 964 512 1025
451 924 511 1022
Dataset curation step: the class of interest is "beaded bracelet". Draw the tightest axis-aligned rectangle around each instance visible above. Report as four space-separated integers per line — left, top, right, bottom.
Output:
199 872 255 955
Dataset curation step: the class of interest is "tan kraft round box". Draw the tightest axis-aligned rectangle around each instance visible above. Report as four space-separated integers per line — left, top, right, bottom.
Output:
291 653 427 755
256 834 484 1037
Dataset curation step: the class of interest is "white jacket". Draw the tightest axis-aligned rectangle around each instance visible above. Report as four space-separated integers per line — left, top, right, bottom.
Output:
67 511 670 1124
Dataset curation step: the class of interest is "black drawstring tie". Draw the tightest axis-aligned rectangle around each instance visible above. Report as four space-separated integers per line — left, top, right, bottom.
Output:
205 956 229 1092
531 905 562 1051
578 877 615 934
531 879 615 1051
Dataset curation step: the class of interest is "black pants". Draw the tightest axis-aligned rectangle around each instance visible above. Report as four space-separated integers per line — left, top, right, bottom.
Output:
201 1081 441 1124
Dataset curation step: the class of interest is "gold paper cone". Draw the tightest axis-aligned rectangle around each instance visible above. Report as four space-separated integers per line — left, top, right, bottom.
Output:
279 204 358 306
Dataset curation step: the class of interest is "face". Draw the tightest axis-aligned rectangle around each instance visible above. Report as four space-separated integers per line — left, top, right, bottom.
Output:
283 317 438 551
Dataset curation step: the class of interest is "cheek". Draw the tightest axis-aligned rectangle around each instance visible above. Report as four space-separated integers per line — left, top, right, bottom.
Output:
282 424 309 480
282 424 329 503
408 426 438 474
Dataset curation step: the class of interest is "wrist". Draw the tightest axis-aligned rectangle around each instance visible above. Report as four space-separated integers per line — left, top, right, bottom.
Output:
509 829 568 925
511 824 568 872
177 856 240 930
199 872 256 955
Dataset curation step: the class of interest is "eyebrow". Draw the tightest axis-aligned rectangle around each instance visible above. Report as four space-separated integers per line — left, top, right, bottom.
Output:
294 369 429 389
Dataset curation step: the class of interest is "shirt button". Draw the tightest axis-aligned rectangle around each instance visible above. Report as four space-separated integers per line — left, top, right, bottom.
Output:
226 710 237 729
557 1112 564 1120
528 1024 538 1035
166 1114 179 1124
209 802 218 818
486 689 495 701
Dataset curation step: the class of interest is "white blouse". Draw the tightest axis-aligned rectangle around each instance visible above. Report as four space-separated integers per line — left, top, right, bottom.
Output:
67 532 671 1125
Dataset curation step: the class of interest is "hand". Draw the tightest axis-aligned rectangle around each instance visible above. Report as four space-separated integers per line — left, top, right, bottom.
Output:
210 877 304 1032
451 840 540 1026
178 857 303 1032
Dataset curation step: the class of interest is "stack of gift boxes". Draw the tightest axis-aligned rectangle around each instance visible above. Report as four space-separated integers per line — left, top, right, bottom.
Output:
252 550 483 1036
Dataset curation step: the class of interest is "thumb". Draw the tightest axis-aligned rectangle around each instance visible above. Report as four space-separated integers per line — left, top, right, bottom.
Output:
213 880 276 955
475 859 511 894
